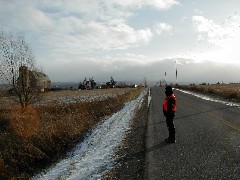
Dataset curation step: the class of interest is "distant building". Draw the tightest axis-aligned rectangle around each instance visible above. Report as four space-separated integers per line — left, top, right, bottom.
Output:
18 66 51 92
78 77 96 90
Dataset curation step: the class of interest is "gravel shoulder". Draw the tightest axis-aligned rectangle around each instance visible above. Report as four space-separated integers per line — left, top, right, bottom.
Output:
103 91 149 179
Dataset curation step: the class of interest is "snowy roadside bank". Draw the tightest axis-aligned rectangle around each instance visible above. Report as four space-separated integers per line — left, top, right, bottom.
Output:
176 88 240 108
32 90 147 180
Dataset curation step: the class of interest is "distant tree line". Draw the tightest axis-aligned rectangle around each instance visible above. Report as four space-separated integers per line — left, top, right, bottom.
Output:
77 76 139 90
78 77 96 90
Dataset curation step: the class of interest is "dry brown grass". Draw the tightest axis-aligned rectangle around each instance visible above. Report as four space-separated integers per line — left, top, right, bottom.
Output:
176 84 240 101
0 87 144 179
0 159 9 177
0 92 5 98
9 105 40 138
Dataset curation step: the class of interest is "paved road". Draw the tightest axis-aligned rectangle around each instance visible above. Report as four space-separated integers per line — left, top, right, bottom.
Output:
145 87 240 179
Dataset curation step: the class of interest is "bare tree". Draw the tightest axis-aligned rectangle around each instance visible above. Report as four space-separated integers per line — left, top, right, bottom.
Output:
0 31 40 108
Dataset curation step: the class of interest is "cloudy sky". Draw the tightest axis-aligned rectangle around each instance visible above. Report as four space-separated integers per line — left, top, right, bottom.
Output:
1 0 240 84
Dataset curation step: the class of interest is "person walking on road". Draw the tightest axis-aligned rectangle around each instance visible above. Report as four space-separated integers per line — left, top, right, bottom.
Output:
163 86 177 143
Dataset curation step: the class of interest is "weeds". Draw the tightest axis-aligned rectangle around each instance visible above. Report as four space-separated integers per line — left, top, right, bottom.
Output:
0 88 144 179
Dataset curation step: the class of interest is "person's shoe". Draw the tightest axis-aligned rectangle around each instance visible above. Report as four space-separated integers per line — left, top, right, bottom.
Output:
165 138 176 143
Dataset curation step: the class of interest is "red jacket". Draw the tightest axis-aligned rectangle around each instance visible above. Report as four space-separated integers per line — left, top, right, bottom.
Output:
163 94 176 116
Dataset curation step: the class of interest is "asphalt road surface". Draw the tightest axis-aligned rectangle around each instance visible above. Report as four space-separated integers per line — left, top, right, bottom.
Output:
145 87 240 180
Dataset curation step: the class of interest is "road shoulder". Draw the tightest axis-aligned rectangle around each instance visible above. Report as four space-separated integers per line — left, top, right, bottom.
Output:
103 91 149 179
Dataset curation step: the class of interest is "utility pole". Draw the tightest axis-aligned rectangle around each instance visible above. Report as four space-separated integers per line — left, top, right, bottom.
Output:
175 60 178 85
164 72 167 85
144 77 147 87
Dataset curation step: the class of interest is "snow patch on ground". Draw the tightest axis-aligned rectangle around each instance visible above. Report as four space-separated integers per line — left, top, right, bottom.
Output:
32 90 147 180
37 90 127 105
176 89 240 108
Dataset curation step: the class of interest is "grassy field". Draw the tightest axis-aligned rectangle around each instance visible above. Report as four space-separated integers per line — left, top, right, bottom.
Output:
0 88 144 179
176 83 240 101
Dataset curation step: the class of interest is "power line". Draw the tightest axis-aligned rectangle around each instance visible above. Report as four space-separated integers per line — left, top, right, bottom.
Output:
189 9 240 56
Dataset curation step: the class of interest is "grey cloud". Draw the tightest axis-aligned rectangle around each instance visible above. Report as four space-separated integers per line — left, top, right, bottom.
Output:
44 57 240 84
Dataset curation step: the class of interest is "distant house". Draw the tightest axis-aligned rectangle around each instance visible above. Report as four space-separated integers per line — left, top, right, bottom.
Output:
18 66 51 92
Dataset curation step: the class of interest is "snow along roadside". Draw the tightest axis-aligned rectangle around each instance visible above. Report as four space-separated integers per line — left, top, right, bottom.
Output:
148 88 151 107
175 88 240 108
32 90 147 180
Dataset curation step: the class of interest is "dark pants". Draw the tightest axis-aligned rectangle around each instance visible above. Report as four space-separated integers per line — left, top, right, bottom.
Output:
166 115 175 140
